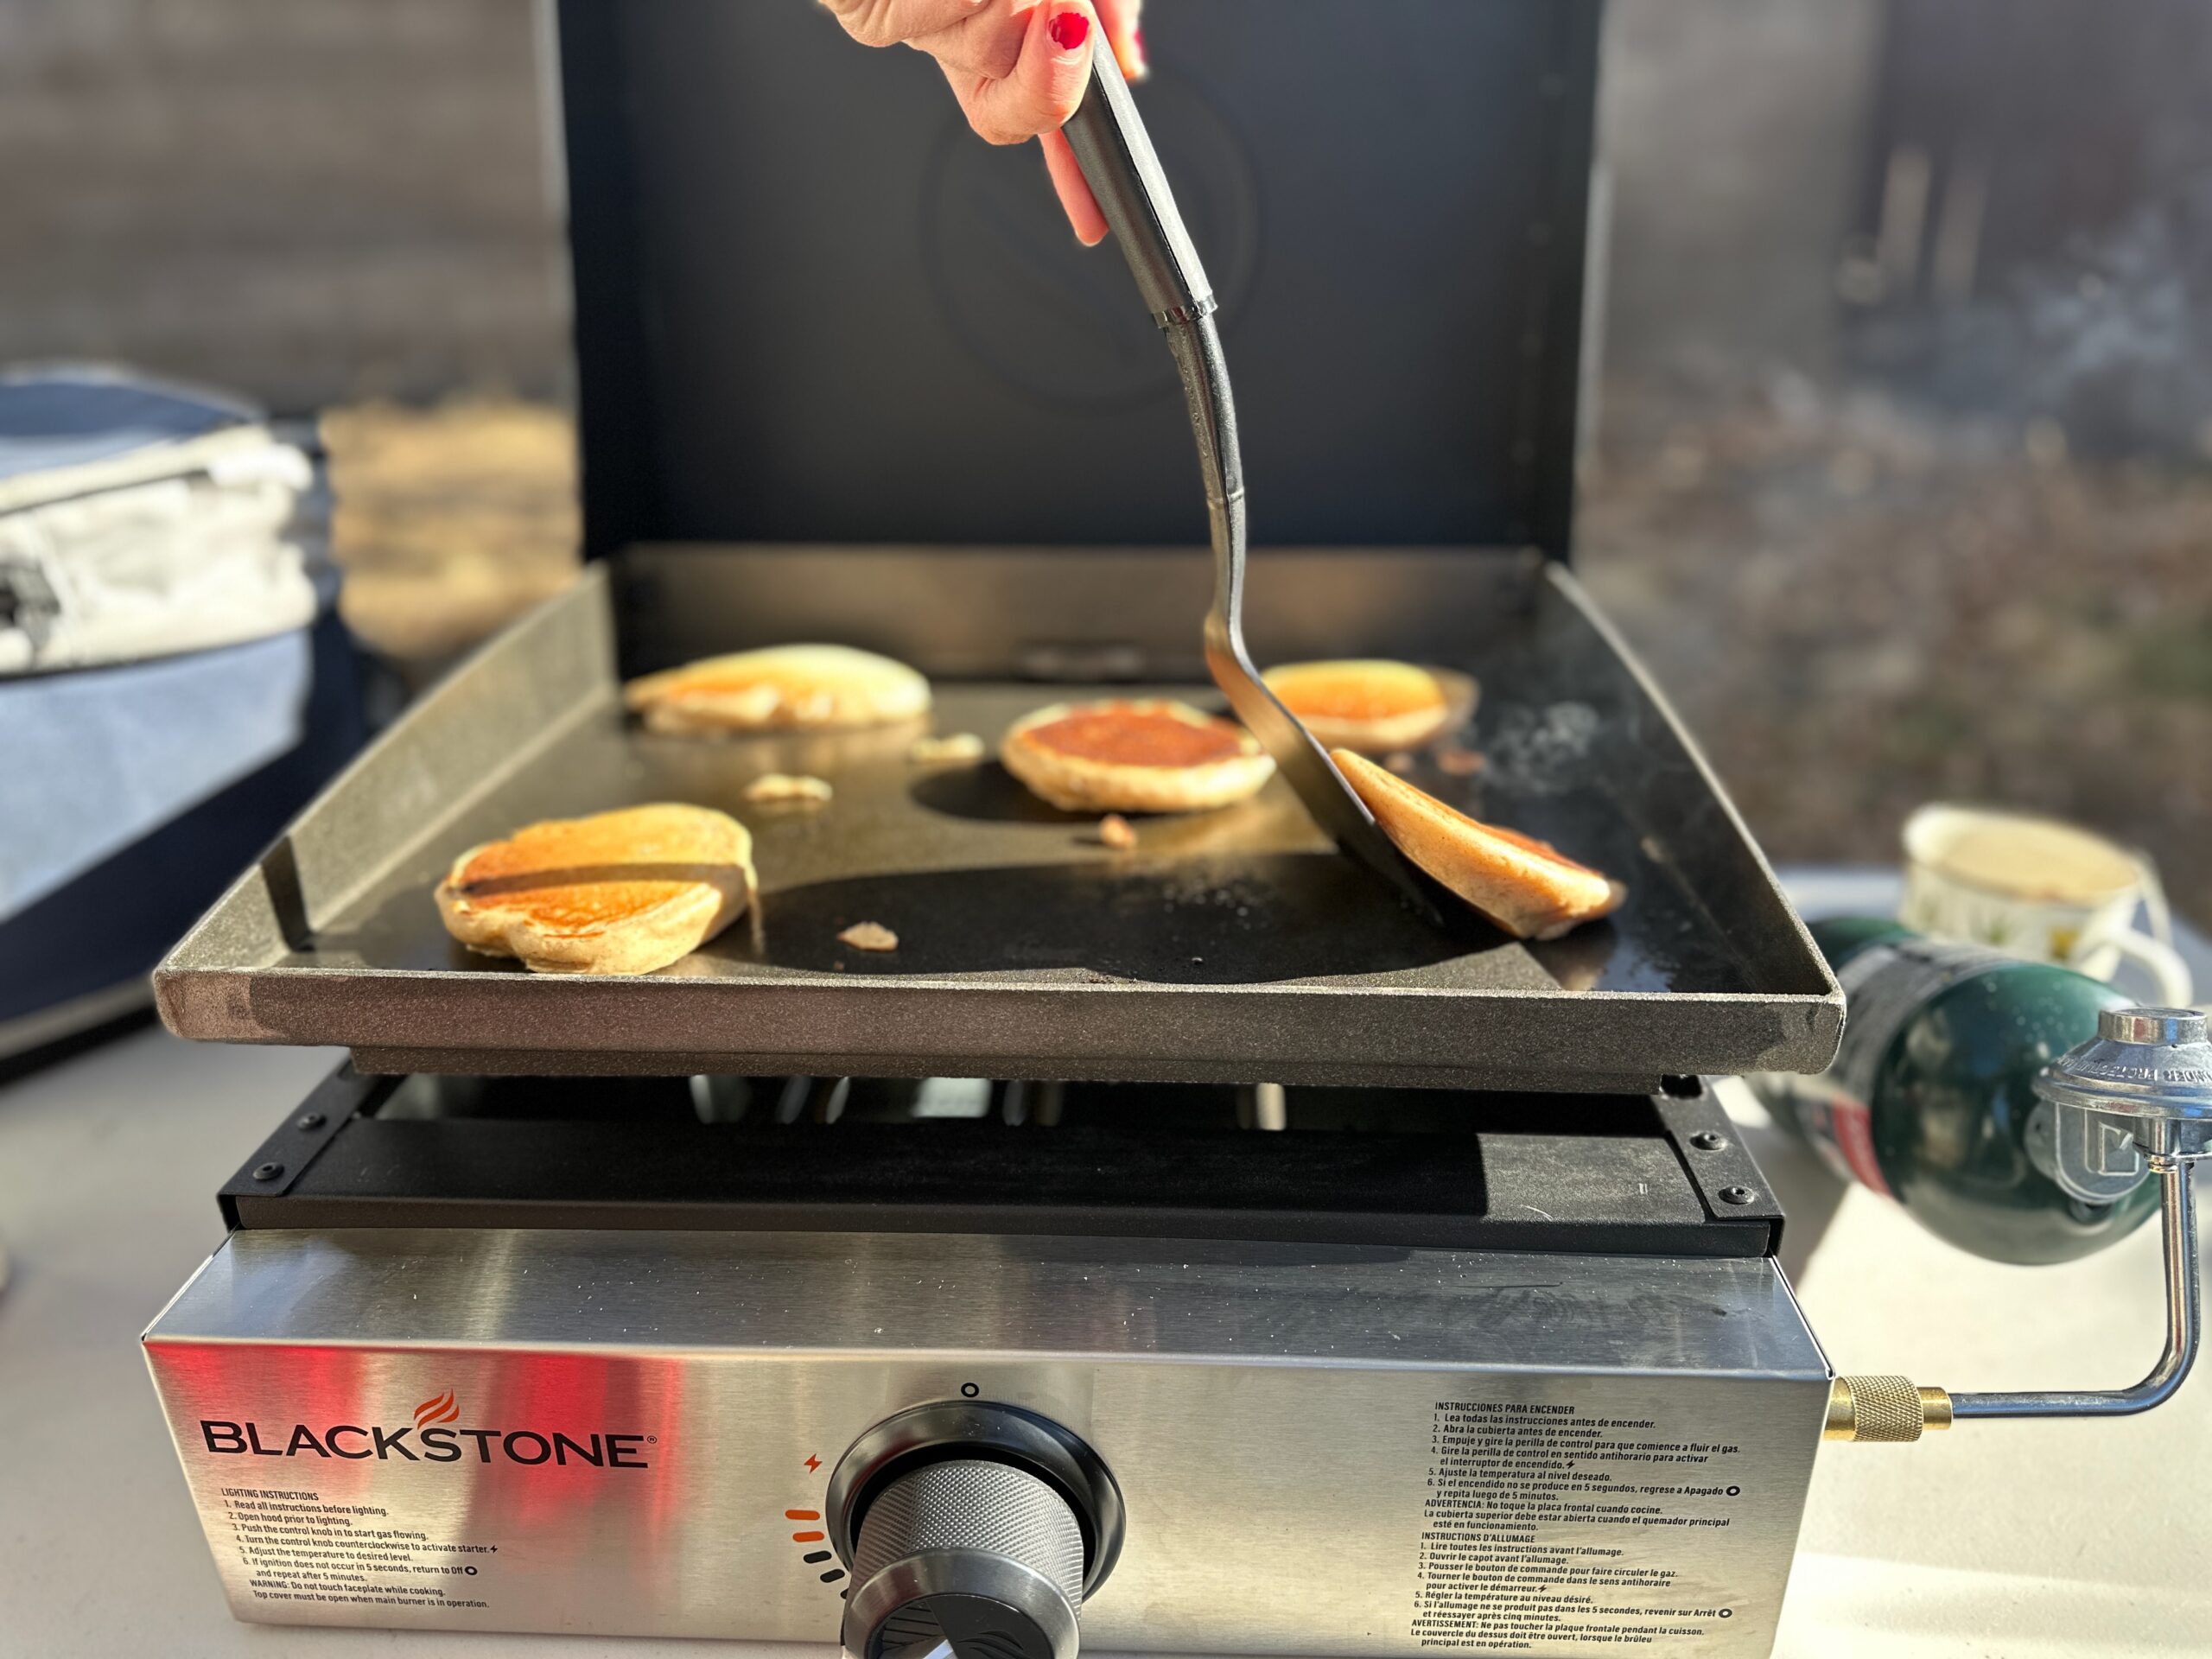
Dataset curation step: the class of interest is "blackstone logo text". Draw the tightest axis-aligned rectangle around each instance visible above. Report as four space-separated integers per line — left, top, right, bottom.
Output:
200 1389 651 1471
200 1420 651 1468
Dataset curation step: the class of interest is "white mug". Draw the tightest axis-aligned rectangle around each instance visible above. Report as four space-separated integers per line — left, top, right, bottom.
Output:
1900 804 2192 1005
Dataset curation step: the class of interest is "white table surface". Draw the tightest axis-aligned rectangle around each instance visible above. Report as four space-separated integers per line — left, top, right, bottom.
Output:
5 895 2210 1656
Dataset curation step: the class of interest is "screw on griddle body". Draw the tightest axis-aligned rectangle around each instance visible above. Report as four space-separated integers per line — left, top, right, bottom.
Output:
296 1112 326 1131
252 1162 285 1182
1719 1185 1758 1205
1691 1131 1728 1151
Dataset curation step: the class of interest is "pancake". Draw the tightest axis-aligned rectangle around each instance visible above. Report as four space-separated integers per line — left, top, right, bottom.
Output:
624 645 931 734
1001 699 1274 813
435 804 755 976
1262 659 1470 753
1333 749 1624 940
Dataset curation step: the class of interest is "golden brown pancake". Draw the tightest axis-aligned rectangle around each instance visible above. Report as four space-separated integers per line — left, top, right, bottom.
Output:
1333 749 1624 939
435 804 755 976
1262 659 1467 753
1001 699 1274 813
624 645 930 734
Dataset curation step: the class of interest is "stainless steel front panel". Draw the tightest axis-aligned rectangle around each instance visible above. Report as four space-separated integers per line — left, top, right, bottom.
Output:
146 1230 1830 1655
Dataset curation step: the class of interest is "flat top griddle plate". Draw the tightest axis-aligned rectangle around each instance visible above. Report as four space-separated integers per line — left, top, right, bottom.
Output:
156 557 1840 1090
329 684 1721 995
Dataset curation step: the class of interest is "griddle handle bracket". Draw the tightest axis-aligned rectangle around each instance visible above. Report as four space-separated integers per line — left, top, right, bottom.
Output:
217 1064 397 1230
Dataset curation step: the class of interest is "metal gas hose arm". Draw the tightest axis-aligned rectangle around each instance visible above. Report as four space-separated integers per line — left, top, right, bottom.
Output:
1826 1010 2211 1443
1950 1149 2199 1420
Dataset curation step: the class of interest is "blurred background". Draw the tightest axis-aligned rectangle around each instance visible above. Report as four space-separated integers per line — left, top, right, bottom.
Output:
3 0 2208 965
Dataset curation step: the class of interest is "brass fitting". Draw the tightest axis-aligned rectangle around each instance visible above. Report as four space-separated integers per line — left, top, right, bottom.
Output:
1824 1375 1955 1442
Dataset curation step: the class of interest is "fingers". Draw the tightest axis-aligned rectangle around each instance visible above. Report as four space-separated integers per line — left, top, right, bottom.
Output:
949 0 1095 146
911 0 1030 85
903 0 1112 244
1040 130 1109 246
821 0 991 49
1096 0 1146 80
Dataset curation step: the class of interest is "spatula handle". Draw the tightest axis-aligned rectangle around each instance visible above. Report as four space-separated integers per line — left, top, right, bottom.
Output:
1060 48 1216 327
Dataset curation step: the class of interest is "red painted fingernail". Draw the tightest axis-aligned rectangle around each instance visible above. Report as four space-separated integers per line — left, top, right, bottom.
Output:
1048 10 1090 52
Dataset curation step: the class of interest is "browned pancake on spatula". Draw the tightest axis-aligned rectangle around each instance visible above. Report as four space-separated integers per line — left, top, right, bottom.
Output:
1333 749 1624 939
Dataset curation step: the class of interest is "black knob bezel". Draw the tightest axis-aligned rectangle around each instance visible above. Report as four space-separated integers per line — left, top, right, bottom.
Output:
827 1402 1125 1598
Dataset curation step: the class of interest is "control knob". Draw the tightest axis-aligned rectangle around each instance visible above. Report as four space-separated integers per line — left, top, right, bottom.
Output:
827 1403 1123 1659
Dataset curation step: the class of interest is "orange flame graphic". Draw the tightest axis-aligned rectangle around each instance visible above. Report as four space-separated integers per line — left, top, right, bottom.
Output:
413 1389 460 1427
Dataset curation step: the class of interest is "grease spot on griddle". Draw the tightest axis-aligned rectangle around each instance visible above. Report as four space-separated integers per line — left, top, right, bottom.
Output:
1484 701 1601 795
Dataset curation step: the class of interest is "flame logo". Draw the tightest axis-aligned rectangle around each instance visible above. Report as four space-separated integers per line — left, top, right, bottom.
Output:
413 1390 461 1428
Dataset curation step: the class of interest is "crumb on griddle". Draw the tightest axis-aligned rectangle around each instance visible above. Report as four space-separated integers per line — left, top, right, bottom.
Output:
1437 746 1486 777
1383 751 1418 774
837 921 899 953
1097 814 1138 851
908 732 986 765
744 772 833 806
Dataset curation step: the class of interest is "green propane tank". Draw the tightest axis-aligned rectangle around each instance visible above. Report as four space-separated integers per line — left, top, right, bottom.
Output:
1752 917 2163 1264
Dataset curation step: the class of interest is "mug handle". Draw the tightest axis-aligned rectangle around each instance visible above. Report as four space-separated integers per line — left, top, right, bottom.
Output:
2133 849 2177 947
2081 926 2196 1007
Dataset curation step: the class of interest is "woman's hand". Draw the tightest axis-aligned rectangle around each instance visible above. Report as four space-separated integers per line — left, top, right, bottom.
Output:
820 0 1147 246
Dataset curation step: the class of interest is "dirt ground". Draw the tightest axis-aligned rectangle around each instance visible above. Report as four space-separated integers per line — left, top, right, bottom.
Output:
323 400 578 670
324 387 2212 922
1580 378 2212 921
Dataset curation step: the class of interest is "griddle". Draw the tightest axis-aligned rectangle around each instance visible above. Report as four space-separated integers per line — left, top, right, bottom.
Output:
143 17 1859 1656
156 547 1840 1091
157 3 1838 1091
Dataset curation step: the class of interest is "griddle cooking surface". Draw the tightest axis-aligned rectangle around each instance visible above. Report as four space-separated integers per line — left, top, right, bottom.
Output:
156 563 1840 1089
320 682 1726 997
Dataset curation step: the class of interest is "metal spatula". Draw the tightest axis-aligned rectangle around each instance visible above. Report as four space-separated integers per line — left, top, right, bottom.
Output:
1061 49 1444 925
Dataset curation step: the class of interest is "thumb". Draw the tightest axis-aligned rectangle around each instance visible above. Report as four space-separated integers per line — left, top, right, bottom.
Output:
959 0 1095 146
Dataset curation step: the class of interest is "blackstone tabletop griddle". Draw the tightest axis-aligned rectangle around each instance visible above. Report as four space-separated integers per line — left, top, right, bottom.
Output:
139 4 1895 1656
